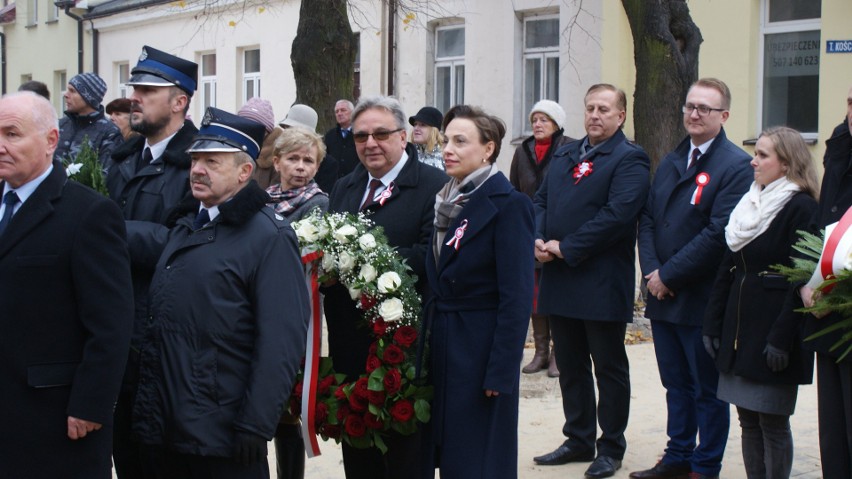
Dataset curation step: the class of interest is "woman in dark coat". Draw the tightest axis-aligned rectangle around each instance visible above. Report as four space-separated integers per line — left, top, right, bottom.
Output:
266 127 329 223
425 105 534 478
703 126 819 478
509 99 574 378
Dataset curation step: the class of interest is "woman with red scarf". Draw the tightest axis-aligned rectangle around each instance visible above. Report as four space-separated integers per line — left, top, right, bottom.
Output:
509 100 575 377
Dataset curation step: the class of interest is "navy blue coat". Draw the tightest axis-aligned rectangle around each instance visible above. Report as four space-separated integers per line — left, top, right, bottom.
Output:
0 164 133 478
425 172 534 478
638 129 752 326
534 130 650 322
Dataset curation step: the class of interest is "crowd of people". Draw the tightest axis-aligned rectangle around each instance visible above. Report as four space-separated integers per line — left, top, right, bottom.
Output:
0 43 850 479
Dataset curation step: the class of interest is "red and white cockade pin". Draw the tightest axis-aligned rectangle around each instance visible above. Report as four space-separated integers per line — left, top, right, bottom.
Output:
378 182 395 206
573 161 594 184
445 219 469 251
691 172 711 205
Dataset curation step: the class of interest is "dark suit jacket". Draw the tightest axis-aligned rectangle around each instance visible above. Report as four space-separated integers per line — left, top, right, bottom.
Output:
534 129 650 322
0 163 133 478
638 129 752 326
323 146 447 378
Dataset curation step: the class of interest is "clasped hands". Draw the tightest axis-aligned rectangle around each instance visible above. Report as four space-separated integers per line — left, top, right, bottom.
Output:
67 416 102 440
534 239 563 263
645 269 674 301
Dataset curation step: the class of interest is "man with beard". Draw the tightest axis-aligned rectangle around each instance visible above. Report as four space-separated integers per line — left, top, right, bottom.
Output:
105 45 198 479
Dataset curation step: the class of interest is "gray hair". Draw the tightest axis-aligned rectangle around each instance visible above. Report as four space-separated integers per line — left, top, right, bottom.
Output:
3 91 58 133
335 99 355 111
351 95 406 130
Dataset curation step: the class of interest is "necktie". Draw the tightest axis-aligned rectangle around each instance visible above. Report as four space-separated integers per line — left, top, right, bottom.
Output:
0 191 20 236
137 147 153 173
688 148 701 170
341 129 348 139
193 208 210 230
360 179 384 211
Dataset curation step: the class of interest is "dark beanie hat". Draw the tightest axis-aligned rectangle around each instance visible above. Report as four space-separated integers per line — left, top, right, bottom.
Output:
69 73 107 109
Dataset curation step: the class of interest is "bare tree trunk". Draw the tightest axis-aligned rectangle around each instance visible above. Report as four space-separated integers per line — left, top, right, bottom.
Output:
621 0 702 171
291 0 356 133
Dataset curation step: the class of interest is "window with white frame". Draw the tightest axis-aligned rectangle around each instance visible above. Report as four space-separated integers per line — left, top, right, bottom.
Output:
523 15 560 134
200 53 217 113
434 26 464 115
26 0 37 26
47 0 58 22
242 49 261 104
56 70 67 112
117 63 130 98
760 0 820 135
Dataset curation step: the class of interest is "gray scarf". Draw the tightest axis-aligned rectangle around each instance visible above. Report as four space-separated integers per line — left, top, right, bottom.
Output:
432 164 498 263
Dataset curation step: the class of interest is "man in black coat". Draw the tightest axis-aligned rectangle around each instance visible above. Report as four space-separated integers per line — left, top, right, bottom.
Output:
799 85 852 479
324 99 360 179
533 84 650 479
324 95 447 479
104 44 199 479
0 92 133 478
127 108 310 478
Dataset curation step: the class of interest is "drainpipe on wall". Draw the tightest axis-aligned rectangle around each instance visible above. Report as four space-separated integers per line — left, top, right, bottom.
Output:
90 20 98 75
1 32 6 94
386 0 395 96
60 3 84 73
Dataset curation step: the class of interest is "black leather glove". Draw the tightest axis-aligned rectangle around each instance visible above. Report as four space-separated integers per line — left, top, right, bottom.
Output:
702 335 720 359
232 431 267 465
764 344 790 372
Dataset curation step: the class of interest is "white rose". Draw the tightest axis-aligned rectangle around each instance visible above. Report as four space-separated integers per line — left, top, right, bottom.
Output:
359 263 377 283
65 163 83 176
377 271 402 293
378 298 404 322
333 225 358 243
321 252 336 272
337 251 356 273
358 233 377 250
348 286 362 301
294 221 320 243
318 221 330 238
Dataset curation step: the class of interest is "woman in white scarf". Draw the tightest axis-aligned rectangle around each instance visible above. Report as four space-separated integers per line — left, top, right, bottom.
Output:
704 126 819 479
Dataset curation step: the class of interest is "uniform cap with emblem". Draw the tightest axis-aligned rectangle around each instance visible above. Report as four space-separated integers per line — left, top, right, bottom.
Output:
127 45 198 96
187 107 266 160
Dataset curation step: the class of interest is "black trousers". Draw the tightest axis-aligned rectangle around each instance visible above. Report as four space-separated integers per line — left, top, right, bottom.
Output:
140 444 269 479
816 354 852 478
113 351 144 479
341 429 423 479
550 316 630 459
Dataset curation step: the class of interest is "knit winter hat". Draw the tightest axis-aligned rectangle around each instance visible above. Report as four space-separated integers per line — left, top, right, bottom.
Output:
238 97 275 134
529 100 566 130
69 73 107 109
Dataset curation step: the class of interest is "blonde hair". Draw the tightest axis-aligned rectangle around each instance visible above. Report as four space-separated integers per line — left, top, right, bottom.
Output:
273 127 326 164
760 126 819 200
421 125 444 153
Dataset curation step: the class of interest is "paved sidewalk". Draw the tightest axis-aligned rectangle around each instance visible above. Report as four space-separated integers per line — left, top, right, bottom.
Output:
277 342 823 478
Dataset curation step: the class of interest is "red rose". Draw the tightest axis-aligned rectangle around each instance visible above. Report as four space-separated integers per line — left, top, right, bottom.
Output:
364 412 384 430
373 318 388 336
393 326 418 348
365 354 382 373
360 294 377 310
318 375 335 395
345 414 367 437
389 399 414 422
383 344 404 365
349 392 368 412
368 341 378 356
334 383 349 400
367 389 386 405
354 377 369 399
314 402 329 426
293 381 304 398
383 368 402 396
321 424 341 439
337 404 350 422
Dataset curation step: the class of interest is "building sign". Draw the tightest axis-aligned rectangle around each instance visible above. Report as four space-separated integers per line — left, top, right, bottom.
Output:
765 30 820 77
827 40 852 53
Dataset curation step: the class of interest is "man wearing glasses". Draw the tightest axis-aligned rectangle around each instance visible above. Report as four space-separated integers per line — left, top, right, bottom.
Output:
635 78 752 479
322 95 447 479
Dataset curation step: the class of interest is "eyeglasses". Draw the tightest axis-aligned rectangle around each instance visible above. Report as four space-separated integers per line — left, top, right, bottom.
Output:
352 128 404 143
682 103 726 116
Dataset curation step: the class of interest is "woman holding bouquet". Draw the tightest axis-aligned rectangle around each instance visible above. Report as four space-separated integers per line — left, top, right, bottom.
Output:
265 126 328 479
424 105 534 478
703 126 818 478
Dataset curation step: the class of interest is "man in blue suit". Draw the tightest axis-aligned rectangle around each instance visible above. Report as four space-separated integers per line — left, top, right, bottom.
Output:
533 84 650 479
634 78 752 479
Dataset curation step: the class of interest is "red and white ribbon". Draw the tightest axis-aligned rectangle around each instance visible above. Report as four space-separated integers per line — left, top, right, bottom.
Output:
691 172 710 205
378 182 394 206
300 250 323 457
816 207 852 293
445 219 468 251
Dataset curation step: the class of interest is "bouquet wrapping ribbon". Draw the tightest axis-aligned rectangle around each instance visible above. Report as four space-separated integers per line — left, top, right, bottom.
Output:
300 250 323 457
807 206 852 292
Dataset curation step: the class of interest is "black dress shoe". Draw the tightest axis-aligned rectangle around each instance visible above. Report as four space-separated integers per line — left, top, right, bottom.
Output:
533 444 595 465
585 455 622 478
629 461 691 479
